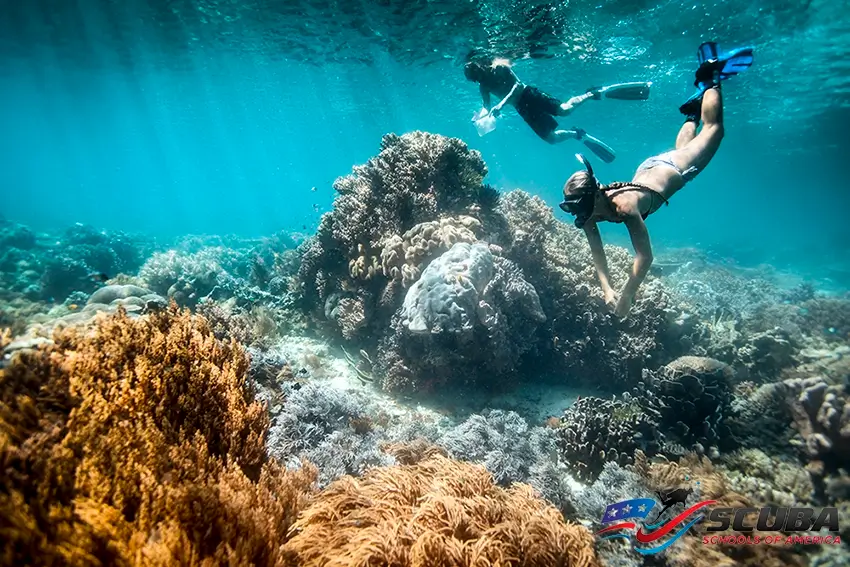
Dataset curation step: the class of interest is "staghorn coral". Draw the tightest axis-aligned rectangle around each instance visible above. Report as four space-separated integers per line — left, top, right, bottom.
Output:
282 454 601 567
0 306 316 566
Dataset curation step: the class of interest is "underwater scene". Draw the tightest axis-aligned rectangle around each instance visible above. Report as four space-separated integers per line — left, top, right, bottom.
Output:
1 0 849 565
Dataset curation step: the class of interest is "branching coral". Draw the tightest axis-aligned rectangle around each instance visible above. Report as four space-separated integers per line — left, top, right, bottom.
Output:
788 376 850 471
0 306 316 565
282 455 601 567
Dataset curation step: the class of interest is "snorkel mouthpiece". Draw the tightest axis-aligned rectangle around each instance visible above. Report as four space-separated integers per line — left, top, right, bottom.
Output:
559 154 599 228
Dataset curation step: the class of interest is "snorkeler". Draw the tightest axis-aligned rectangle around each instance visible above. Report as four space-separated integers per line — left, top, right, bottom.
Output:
464 58 650 163
558 42 753 317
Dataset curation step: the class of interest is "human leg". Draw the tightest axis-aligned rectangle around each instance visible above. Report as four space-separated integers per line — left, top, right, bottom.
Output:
669 86 724 173
544 128 580 144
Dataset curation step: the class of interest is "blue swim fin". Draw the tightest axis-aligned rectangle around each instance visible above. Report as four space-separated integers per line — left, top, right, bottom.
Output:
681 42 754 118
697 42 718 65
718 47 754 80
694 42 754 87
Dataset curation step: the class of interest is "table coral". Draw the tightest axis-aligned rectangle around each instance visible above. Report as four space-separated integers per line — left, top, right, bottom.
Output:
282 454 601 567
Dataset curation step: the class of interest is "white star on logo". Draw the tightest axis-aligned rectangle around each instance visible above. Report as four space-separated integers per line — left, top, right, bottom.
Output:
638 505 647 512
622 505 632 514
608 508 618 518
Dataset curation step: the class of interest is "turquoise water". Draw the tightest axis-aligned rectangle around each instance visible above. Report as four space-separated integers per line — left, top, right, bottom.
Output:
1 0 849 286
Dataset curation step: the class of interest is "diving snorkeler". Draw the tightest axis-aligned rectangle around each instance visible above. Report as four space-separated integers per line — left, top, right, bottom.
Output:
464 58 650 163
559 42 753 317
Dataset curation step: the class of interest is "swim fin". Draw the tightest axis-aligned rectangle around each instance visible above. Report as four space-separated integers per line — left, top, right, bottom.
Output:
682 42 754 116
694 41 754 87
574 128 616 163
591 81 653 101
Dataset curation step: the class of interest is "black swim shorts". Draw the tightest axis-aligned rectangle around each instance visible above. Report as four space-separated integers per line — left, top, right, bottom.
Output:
517 86 562 139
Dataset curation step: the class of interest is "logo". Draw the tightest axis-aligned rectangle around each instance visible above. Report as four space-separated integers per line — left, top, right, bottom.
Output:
597 480 841 555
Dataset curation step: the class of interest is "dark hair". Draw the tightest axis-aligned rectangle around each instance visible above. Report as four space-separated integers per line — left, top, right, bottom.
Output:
464 62 483 82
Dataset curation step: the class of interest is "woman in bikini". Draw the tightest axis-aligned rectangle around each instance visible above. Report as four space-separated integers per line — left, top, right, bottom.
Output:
559 43 747 317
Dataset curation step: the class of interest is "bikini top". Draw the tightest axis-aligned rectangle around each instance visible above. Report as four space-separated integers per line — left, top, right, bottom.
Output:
602 182 670 221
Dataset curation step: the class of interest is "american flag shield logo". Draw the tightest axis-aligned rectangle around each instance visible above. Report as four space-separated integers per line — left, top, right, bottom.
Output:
601 498 656 523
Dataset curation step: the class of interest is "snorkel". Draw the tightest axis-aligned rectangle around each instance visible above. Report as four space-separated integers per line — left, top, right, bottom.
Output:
559 154 600 228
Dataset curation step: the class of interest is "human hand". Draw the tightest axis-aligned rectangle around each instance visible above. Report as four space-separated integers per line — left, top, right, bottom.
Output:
603 288 618 310
490 106 502 117
614 292 633 318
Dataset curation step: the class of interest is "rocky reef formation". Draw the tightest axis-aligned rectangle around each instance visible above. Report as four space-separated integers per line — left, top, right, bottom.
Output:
296 131 695 393
0 220 150 303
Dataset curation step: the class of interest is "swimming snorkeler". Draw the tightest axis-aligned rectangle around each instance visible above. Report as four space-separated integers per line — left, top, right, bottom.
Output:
559 42 753 317
464 58 651 163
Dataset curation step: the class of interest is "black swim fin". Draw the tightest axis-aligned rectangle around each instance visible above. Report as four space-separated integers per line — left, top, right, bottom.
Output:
574 128 616 163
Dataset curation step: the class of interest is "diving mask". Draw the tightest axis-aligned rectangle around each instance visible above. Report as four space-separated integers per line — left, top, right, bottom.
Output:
559 154 600 228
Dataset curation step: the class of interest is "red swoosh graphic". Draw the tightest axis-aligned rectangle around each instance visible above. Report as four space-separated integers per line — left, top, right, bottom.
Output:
596 522 636 535
635 500 716 543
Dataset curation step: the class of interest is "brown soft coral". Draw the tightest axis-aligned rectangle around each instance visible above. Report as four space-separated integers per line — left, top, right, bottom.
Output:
283 454 601 567
0 306 315 566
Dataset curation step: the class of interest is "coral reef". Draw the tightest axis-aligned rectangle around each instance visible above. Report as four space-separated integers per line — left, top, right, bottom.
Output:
297 132 696 393
0 306 315 565
265 381 396 487
634 356 735 452
556 396 661 482
496 191 695 389
631 452 809 567
0 221 151 303
282 454 601 567
788 376 850 472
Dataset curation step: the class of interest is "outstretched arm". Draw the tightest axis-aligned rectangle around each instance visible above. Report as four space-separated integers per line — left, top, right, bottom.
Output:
617 213 654 316
490 82 522 114
583 221 617 308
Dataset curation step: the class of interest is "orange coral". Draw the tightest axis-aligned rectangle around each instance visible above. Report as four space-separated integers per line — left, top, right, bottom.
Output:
380 438 448 465
0 306 315 566
283 454 601 567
